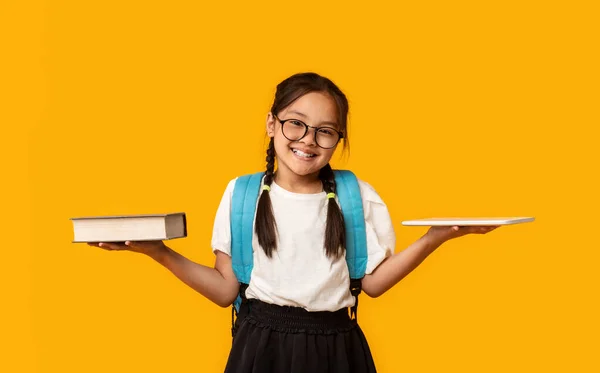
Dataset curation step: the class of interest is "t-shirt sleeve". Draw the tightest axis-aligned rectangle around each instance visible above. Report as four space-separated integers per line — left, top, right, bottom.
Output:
210 178 237 256
358 179 396 275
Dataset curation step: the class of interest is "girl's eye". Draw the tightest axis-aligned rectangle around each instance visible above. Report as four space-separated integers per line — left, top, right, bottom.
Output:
290 120 305 127
318 128 334 136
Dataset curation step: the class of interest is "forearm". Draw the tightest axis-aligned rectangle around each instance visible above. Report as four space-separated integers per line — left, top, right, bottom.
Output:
150 247 239 307
361 234 444 298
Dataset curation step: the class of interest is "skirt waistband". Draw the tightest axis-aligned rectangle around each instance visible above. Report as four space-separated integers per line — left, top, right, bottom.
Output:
239 299 356 334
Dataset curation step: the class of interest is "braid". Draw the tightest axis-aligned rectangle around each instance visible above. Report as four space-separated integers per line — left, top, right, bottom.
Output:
319 164 346 258
264 138 275 185
255 138 278 257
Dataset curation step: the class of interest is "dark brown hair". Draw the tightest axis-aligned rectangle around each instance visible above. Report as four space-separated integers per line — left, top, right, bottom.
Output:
255 72 350 259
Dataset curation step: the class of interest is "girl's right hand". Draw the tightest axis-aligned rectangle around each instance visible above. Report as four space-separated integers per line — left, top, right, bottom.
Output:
88 240 168 259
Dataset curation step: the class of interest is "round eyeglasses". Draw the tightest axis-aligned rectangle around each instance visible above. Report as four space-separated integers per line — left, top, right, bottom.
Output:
274 115 344 149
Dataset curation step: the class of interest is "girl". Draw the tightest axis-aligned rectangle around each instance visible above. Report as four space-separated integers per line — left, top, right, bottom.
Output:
89 72 498 372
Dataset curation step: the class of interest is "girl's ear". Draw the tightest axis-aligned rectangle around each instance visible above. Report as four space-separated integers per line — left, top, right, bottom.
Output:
266 112 276 138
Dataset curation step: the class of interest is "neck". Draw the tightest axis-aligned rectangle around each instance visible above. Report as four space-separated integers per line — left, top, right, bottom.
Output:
273 168 322 194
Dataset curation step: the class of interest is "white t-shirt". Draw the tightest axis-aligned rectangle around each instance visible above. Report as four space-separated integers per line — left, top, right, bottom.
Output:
211 176 396 312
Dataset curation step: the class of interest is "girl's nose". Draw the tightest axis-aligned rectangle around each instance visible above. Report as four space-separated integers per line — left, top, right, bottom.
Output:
299 128 317 146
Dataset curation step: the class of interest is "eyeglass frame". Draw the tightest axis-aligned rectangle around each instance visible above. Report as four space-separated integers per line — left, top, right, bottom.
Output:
273 114 344 149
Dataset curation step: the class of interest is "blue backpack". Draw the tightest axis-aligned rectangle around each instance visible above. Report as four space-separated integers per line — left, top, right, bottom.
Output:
229 169 368 321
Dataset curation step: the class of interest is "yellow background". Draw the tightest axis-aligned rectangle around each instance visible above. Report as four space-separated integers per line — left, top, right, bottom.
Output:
2 1 599 372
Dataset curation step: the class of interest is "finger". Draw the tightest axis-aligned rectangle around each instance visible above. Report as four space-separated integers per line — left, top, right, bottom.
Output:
125 240 149 249
98 242 127 251
478 226 499 233
125 240 150 246
125 240 164 249
127 240 162 245
98 243 114 250
124 241 143 251
465 226 490 234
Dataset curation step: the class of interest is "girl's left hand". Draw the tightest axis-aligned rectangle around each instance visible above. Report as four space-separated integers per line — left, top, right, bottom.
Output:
425 225 500 245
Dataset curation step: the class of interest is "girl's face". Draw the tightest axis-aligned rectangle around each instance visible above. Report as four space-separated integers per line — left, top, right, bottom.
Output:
266 91 341 180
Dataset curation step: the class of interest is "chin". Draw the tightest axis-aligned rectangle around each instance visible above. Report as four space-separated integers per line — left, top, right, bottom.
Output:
289 160 330 177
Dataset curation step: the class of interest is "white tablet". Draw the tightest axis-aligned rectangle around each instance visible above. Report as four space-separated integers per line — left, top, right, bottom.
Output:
401 217 535 226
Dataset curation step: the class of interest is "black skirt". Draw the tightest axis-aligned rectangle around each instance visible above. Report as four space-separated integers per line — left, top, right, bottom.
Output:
225 298 377 373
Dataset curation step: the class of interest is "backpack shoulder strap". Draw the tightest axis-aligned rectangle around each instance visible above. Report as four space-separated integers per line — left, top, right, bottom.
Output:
333 169 368 279
230 172 263 312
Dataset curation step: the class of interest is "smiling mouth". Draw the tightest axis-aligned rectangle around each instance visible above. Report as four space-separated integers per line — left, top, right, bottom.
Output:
291 148 317 158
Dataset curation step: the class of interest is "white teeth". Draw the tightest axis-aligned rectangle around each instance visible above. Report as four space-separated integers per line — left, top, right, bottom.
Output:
292 149 315 158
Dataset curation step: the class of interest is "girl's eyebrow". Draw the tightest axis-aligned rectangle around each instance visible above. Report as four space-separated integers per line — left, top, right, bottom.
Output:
287 110 339 127
287 110 308 118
